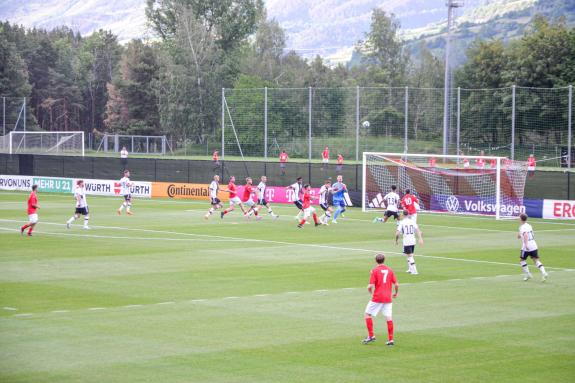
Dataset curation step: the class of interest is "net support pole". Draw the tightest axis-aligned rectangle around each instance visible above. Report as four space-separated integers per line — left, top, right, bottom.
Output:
356 86 360 162
2 97 5 136
81 132 85 157
568 85 572 169
23 97 26 132
361 152 367 212
511 85 516 160
404 86 408 154
9 131 12 154
456 87 461 156
308 87 312 162
221 88 225 160
495 158 501 220
264 87 268 159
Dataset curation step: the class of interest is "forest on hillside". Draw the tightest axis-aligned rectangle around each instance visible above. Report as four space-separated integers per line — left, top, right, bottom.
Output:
0 0 574 150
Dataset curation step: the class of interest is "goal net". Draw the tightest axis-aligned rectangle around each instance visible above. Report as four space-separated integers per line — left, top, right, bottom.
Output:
362 152 529 219
5 131 85 156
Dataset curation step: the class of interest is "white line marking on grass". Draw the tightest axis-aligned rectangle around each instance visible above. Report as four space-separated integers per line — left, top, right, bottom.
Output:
0 226 242 242
0 219 570 271
10 271 572 319
3 307 18 311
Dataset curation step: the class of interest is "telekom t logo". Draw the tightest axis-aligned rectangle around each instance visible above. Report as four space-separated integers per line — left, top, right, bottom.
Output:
265 189 275 202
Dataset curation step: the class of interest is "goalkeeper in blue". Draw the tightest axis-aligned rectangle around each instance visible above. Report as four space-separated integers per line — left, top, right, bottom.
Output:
331 175 347 224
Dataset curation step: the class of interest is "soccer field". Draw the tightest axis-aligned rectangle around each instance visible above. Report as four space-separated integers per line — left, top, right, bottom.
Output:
1 191 574 383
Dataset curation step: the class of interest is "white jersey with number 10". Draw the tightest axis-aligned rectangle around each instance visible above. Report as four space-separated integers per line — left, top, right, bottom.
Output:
398 217 418 246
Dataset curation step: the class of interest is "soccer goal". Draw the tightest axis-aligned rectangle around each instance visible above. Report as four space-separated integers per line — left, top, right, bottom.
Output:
362 152 529 220
5 131 85 156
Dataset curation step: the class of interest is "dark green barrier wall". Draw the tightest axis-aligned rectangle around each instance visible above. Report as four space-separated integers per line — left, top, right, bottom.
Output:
0 153 573 199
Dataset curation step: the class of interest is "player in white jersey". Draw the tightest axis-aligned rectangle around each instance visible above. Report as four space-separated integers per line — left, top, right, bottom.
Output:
66 180 90 229
373 185 400 223
117 170 134 215
250 176 278 219
286 176 304 220
318 179 333 225
395 210 424 275
205 175 222 219
517 213 548 281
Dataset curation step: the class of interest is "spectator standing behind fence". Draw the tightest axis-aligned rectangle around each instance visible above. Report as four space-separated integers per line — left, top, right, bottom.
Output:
279 150 288 176
213 150 220 169
527 154 536 177
322 146 330 165
120 146 129 168
429 156 436 168
476 150 486 169
336 153 344 172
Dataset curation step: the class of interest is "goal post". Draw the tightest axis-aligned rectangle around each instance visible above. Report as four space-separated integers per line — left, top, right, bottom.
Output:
7 131 85 156
362 152 529 220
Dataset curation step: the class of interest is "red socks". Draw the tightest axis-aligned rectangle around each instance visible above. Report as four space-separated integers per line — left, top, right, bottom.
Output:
223 210 229 215
299 219 306 225
387 320 394 341
366 317 374 338
312 213 318 224
21 224 29 231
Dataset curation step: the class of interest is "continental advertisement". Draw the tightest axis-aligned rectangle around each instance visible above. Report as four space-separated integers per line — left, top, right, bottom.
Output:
152 182 229 202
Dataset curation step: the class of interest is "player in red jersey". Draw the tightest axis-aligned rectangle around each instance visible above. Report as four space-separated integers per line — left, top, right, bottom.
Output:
221 176 246 218
21 184 39 236
363 253 399 345
242 177 261 220
297 184 320 228
400 189 419 223
429 156 436 167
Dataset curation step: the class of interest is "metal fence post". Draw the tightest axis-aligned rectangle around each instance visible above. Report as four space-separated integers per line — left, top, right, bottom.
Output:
23 97 26 132
457 87 461 156
511 85 516 160
2 97 5 136
308 87 312 162
264 87 268 159
356 86 360 162
569 85 572 169
221 88 225 160
404 86 409 154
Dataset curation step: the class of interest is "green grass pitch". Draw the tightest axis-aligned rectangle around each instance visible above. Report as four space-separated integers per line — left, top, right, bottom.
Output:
1 191 574 383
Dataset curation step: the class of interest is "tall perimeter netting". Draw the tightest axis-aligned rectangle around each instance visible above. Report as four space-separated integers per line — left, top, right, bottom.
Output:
363 153 529 219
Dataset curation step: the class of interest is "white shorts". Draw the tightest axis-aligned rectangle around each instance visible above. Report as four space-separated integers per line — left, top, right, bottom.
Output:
303 206 315 218
528 166 535 172
322 158 329 164
28 214 38 224
243 199 255 207
412 213 417 223
229 197 242 205
365 301 392 317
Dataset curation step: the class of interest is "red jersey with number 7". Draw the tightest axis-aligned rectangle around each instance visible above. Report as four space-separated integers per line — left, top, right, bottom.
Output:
369 264 397 303
401 194 418 215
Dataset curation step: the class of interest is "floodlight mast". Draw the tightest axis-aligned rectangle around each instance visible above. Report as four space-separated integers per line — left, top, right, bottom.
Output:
442 0 464 156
